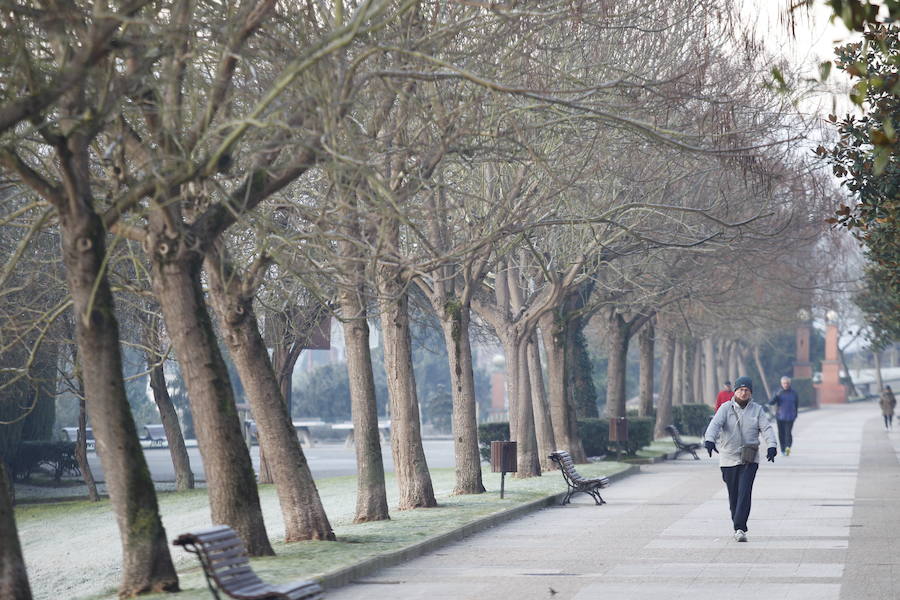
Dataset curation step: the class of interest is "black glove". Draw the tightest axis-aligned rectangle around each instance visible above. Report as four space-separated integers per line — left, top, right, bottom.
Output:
705 441 718 457
766 447 777 462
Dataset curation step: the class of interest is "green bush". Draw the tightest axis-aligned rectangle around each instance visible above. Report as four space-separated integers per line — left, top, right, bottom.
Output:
671 404 713 436
477 422 510 462
10 441 79 482
479 416 656 461
576 419 610 457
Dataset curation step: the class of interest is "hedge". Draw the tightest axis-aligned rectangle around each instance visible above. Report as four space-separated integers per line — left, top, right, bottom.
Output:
477 416 655 461
9 441 80 482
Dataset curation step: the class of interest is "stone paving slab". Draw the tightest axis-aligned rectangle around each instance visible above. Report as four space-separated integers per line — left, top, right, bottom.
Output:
325 402 899 600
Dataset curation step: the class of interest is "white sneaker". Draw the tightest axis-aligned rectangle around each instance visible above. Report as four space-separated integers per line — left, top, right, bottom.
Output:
734 530 747 542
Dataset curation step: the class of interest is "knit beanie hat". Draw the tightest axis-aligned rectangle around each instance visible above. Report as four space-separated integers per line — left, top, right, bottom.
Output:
733 376 753 393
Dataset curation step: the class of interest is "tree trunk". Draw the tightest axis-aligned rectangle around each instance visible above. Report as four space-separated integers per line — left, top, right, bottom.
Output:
513 336 541 478
148 361 194 491
75 392 100 502
377 276 436 509
672 340 684 407
638 323 655 416
874 351 884 392
654 333 676 439
62 210 178 593
341 306 390 521
439 304 485 495
150 256 273 555
716 339 729 393
752 345 772 401
692 340 703 404
682 340 696 405
606 313 629 418
501 337 521 441
539 312 586 463
205 252 334 541
704 338 716 407
838 346 858 396
527 331 555 471
0 462 32 600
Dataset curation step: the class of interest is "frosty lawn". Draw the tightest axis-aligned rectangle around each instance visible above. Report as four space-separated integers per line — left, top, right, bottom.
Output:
17 461 635 600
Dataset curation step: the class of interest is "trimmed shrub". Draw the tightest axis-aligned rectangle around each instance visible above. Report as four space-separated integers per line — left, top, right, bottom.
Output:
478 416 657 461
477 422 510 462
10 441 79 482
671 404 713 436
576 419 609 457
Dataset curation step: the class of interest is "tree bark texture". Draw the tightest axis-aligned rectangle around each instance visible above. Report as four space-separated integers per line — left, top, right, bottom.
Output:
638 323 655 417
439 306 485 494
527 332 555 471
76 392 100 502
149 361 195 491
654 333 676 439
0 463 32 600
606 313 629 418
61 210 178 593
716 339 729 395
513 337 541 477
150 256 273 555
205 254 334 541
704 338 717 406
539 312 586 463
377 277 436 509
672 340 684 407
341 307 391 522
682 340 696 405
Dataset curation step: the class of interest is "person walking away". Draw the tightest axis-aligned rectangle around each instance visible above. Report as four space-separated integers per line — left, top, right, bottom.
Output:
769 376 799 456
881 385 897 431
714 381 733 413
704 376 777 542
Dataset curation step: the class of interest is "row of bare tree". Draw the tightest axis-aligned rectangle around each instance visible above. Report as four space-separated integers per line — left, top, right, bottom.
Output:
0 0 840 597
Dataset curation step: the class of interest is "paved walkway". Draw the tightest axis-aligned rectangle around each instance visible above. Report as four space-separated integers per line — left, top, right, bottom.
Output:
327 402 900 600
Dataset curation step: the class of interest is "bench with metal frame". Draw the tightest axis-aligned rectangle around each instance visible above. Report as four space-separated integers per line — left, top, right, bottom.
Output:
548 450 610 505
173 525 323 600
664 424 701 460
143 424 168 447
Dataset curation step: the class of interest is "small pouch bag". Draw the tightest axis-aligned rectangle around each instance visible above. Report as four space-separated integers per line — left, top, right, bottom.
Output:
740 443 759 464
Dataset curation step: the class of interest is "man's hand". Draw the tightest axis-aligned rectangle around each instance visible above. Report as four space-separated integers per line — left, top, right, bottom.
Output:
766 447 777 462
705 441 718 457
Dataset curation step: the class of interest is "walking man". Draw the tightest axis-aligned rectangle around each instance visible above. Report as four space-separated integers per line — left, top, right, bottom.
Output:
704 376 777 542
769 376 799 455
714 380 733 413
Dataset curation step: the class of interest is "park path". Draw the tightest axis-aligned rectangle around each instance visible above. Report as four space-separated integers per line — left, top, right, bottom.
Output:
327 401 900 600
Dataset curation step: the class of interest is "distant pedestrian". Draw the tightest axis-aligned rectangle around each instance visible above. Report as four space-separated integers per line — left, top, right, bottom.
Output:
881 385 896 431
769 376 799 456
714 380 733 413
704 375 777 542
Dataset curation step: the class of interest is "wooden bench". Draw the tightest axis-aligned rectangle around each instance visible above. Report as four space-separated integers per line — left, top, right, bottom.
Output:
173 525 324 600
664 424 701 460
548 450 610 505
143 424 167 447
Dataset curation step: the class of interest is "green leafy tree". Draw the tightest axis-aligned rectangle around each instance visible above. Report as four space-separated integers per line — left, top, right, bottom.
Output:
822 23 899 349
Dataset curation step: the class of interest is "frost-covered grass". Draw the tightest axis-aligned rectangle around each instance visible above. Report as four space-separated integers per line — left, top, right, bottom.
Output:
17 462 629 600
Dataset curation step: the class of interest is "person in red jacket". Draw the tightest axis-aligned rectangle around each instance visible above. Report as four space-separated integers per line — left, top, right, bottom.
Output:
715 381 733 412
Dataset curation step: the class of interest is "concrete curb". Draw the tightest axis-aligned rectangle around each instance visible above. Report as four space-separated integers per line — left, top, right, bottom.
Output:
316 464 640 590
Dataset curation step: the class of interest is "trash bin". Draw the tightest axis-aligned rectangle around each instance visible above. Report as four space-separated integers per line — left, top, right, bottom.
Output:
490 441 517 498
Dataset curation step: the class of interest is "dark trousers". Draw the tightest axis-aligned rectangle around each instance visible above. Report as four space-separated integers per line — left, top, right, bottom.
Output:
721 462 758 532
776 419 794 452
885 415 893 430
